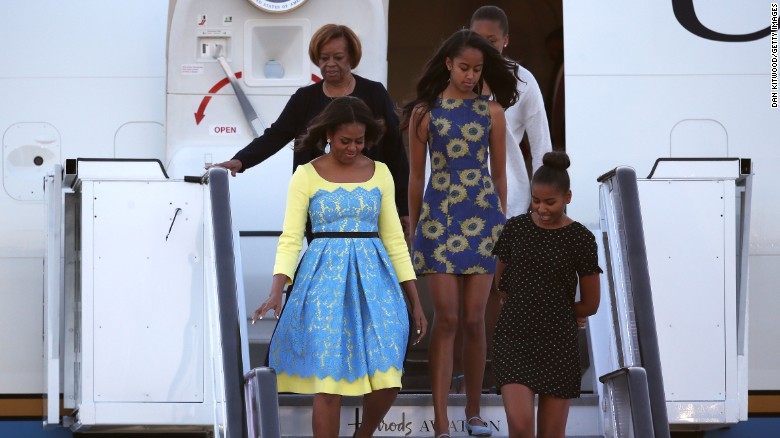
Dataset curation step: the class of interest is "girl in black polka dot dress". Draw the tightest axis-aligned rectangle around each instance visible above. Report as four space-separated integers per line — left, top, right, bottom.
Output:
490 151 601 438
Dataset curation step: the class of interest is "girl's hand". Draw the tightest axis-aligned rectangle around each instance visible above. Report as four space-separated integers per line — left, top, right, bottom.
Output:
577 317 587 329
252 291 282 323
411 305 428 345
497 290 508 305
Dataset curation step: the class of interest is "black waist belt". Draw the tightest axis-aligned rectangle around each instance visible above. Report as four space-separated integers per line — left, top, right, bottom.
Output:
311 232 379 239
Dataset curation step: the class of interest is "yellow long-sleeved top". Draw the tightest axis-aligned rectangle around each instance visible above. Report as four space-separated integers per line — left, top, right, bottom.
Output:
273 161 416 284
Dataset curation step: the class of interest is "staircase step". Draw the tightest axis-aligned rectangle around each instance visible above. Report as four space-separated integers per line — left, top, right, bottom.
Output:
278 393 601 437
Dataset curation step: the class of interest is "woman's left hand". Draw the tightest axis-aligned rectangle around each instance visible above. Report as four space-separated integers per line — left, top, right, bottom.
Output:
399 280 427 345
411 306 428 345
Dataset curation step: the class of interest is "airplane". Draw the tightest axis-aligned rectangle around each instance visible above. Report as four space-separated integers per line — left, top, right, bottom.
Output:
0 0 777 436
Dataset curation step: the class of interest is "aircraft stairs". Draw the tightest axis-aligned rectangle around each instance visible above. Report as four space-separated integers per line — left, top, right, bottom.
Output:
267 166 667 438
44 161 670 437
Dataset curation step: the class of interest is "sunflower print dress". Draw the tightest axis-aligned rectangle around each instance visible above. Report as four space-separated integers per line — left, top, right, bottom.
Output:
412 97 506 275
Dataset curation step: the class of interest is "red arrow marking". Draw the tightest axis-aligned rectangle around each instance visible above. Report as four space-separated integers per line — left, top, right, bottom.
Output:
194 96 211 124
194 71 243 125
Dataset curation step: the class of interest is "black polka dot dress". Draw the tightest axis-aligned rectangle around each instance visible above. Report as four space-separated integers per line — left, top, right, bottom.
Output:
490 213 602 399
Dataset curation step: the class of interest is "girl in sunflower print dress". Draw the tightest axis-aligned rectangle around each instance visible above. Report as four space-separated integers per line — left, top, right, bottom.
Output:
402 30 519 438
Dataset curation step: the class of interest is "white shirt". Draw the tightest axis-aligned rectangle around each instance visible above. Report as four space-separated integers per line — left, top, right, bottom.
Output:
501 64 552 218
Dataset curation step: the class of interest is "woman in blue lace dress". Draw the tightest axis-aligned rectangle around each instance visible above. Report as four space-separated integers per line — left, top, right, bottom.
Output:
253 97 427 438
402 30 519 438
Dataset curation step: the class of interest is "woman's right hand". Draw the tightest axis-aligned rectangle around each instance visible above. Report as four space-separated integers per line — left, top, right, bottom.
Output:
211 159 243 176
252 290 282 323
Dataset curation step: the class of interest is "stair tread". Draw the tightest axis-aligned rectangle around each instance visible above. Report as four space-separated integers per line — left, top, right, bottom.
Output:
278 393 599 407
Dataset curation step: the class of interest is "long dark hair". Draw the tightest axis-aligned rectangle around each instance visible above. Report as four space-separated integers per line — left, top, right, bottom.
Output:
296 96 385 153
401 29 519 131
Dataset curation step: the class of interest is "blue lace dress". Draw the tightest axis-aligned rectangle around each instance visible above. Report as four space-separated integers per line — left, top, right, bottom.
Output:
412 97 506 275
269 162 414 395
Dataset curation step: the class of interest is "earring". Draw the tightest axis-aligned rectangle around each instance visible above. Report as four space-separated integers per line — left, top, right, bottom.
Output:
324 138 331 154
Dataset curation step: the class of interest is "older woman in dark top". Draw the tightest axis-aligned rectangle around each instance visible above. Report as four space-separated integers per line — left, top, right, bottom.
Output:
216 24 410 227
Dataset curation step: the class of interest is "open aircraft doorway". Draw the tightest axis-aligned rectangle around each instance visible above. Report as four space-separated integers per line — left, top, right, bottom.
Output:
385 0 566 395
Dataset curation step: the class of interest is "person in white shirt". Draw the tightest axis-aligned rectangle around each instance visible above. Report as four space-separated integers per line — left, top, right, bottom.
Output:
471 5 553 217
467 5 554 403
